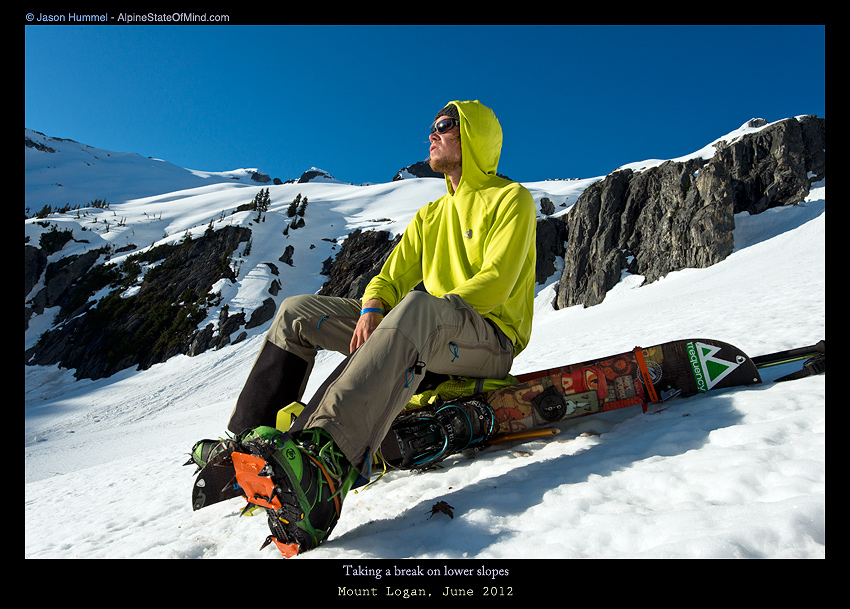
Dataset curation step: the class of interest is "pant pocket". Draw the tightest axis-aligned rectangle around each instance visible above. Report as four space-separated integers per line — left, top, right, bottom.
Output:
441 337 513 378
432 297 514 378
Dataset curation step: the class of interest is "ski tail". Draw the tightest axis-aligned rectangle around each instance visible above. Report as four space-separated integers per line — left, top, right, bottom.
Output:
752 340 824 369
752 340 824 382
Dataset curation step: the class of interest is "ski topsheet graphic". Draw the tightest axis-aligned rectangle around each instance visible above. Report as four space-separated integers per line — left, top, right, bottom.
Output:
399 338 764 441
687 340 745 391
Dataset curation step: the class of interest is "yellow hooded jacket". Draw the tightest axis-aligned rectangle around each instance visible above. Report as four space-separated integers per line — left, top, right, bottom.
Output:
362 100 537 354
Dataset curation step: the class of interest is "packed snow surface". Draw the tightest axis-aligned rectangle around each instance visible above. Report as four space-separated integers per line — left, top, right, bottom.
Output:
25 121 825 560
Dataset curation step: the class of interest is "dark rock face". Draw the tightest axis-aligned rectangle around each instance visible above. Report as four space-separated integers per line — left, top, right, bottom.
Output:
318 229 402 299
393 160 444 181
714 116 824 215
26 246 109 325
26 226 251 380
535 216 568 285
556 116 825 309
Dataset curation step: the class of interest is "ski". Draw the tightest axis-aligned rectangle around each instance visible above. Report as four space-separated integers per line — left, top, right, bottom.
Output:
488 338 761 437
751 340 824 369
382 338 825 469
191 444 243 511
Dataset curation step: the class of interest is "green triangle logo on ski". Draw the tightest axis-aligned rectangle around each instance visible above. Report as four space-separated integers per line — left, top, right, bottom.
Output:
686 341 741 392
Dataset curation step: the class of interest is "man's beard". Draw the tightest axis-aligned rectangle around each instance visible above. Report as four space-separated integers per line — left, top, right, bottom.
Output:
429 154 462 176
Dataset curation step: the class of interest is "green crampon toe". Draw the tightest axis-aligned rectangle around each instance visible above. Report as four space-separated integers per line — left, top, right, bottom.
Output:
234 425 359 556
184 437 235 472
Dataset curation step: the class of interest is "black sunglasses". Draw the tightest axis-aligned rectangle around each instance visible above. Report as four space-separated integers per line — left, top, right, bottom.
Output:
430 117 460 135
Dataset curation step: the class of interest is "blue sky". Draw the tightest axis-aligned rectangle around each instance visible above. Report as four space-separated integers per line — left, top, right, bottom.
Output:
25 25 825 184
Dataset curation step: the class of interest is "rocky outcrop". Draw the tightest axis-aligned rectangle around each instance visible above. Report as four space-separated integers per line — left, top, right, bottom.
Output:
26 246 111 326
26 225 251 380
393 160 444 181
556 116 825 309
246 297 276 329
284 168 341 184
536 216 568 285
713 116 824 214
250 171 271 183
24 245 47 298
318 229 401 299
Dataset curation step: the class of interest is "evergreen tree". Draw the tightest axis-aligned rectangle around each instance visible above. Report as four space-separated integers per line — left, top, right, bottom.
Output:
251 188 271 222
287 193 301 218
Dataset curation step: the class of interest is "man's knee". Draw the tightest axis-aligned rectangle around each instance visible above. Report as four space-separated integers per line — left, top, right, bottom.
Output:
267 294 321 351
271 294 359 356
279 293 318 317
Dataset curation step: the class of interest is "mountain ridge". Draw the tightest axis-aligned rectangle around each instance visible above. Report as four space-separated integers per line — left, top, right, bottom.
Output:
25 116 824 380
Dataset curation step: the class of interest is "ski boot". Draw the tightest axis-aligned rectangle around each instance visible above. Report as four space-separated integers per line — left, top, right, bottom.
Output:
381 395 496 470
233 425 360 557
184 437 235 472
189 436 249 511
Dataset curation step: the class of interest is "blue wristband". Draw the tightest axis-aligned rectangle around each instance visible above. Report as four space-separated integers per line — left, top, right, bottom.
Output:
360 307 384 316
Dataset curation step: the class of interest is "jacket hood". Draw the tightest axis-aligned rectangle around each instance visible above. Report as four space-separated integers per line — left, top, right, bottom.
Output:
444 100 503 192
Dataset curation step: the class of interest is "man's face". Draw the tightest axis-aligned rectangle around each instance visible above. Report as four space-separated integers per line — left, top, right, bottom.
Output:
428 115 462 175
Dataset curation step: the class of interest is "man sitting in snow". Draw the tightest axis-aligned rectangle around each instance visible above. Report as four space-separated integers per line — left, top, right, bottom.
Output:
192 100 537 555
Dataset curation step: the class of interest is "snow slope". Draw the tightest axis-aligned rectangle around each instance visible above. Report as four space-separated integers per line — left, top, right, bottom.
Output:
24 121 825 561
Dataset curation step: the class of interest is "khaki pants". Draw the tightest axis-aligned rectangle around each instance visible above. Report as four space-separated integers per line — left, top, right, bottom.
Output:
262 291 514 477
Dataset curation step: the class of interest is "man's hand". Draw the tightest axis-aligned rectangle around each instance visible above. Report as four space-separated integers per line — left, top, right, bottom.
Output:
350 299 385 353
